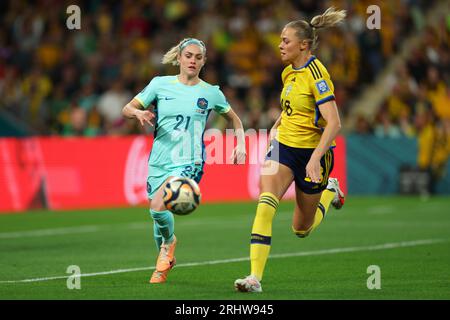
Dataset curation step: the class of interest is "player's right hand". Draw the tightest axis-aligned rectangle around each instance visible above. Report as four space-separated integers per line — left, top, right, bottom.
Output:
266 128 278 153
136 110 155 127
269 128 278 141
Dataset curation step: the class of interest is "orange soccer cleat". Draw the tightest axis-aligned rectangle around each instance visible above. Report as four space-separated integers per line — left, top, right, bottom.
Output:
149 235 177 284
149 257 176 284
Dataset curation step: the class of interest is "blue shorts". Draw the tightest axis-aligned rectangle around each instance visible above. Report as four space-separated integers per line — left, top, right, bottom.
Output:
265 139 334 194
146 163 204 199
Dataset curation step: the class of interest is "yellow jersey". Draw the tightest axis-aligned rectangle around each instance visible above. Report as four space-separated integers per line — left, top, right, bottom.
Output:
277 56 336 148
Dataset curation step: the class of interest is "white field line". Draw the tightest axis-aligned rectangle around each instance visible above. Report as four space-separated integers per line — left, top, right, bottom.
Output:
0 238 445 284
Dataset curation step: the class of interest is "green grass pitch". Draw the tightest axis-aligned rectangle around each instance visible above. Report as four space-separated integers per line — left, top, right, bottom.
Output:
0 196 449 300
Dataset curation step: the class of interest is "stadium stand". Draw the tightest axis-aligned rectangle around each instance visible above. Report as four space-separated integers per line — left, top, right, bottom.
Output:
1 0 443 134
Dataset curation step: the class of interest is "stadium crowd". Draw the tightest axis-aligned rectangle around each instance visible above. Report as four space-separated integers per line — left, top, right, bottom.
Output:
0 0 446 143
353 14 449 179
0 0 432 134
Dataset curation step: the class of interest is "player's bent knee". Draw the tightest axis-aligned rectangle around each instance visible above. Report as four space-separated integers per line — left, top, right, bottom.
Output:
150 198 166 212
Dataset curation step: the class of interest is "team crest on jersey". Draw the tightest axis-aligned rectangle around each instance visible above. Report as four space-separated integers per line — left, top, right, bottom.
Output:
285 84 293 97
315 80 330 94
197 98 208 109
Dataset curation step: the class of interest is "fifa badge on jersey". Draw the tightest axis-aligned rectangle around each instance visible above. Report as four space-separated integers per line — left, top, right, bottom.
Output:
315 80 330 94
197 98 208 110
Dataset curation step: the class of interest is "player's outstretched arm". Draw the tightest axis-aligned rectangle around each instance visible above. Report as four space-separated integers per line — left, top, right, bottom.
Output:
122 98 155 127
221 108 247 164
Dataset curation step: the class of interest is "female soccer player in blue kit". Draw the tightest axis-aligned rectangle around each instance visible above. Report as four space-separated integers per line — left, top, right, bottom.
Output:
235 8 346 293
122 38 246 284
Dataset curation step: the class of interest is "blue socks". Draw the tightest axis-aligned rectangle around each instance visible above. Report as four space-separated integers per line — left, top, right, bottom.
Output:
152 221 163 251
150 209 175 250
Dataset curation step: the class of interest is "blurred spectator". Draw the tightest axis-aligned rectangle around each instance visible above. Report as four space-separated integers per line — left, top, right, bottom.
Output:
354 114 373 135
44 83 69 134
61 100 99 137
415 107 449 191
426 66 450 120
97 79 132 133
0 66 23 113
78 81 99 112
373 106 402 139
21 66 52 125
12 8 44 51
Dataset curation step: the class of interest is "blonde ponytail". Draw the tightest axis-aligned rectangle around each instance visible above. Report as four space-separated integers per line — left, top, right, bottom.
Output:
285 7 346 51
161 38 207 66
310 7 346 29
162 45 180 65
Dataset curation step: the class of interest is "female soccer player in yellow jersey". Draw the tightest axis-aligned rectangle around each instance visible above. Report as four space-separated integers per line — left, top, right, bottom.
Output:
235 7 346 293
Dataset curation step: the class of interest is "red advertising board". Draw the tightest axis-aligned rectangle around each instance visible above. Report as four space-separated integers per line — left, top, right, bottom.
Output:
0 134 346 212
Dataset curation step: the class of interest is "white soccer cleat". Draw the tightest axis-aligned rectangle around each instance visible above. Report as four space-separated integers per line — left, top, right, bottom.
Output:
327 177 345 209
234 275 262 293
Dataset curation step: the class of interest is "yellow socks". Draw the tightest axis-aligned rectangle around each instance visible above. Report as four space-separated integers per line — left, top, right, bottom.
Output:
249 189 335 279
250 192 279 281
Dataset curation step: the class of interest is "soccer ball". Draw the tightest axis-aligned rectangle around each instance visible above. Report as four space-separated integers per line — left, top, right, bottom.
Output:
163 177 201 215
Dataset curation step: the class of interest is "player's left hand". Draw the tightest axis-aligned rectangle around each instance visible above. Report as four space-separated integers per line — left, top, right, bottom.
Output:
135 109 155 127
306 156 322 183
231 144 246 164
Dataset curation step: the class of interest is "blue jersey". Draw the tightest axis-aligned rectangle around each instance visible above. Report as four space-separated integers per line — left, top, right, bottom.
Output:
135 75 230 169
